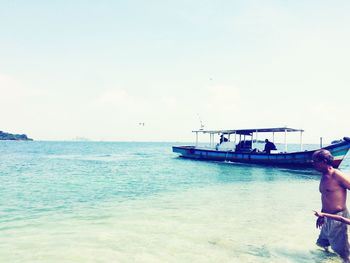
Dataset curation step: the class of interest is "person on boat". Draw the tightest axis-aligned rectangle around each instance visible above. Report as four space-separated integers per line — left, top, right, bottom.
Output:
219 134 228 144
313 149 350 263
263 139 277 154
314 210 350 225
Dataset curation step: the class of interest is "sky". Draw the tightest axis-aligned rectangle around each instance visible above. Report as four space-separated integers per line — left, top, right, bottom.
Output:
0 0 349 143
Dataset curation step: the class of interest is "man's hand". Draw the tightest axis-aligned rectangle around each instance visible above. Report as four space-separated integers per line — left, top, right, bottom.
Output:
314 210 324 217
314 211 325 228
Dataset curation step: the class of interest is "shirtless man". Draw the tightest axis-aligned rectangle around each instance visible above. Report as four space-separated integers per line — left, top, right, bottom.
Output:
313 149 350 262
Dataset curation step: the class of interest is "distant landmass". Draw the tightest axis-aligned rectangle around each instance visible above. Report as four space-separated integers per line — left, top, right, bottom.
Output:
72 137 91 141
0 130 33 141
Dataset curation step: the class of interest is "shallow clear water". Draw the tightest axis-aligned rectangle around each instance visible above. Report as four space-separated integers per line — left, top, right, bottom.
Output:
1 141 349 262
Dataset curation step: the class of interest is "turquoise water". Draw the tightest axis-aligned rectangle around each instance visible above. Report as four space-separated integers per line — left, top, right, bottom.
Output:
1 141 350 263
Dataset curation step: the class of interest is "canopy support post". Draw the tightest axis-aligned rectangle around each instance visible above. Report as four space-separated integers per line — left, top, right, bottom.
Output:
284 129 287 152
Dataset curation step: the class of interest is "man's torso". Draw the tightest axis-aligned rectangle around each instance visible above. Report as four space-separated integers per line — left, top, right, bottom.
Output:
320 171 347 213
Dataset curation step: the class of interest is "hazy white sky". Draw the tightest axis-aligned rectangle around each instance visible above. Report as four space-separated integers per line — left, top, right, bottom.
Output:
1 0 349 143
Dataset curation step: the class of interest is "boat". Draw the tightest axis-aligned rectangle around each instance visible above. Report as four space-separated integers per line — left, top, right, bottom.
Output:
172 127 350 168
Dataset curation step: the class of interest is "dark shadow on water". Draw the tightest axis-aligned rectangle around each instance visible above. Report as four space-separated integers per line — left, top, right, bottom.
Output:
245 244 271 258
242 245 340 263
274 247 340 263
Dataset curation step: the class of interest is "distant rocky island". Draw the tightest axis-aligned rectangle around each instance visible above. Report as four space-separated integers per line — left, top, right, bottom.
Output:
0 130 33 141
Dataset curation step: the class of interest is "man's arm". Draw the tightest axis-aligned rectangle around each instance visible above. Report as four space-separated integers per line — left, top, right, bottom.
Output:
315 210 350 225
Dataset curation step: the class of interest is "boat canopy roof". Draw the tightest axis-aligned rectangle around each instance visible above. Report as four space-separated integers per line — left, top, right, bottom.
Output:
192 127 304 136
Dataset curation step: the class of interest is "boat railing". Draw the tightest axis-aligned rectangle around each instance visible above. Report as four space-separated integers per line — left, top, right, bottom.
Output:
195 145 218 150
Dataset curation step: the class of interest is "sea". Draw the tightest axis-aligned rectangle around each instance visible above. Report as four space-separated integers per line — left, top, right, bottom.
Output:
1 141 350 263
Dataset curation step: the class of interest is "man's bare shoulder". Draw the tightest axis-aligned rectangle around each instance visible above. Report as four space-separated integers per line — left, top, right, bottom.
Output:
333 168 348 178
333 169 350 189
